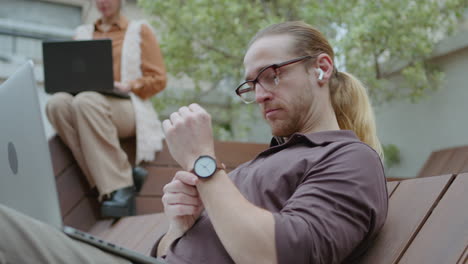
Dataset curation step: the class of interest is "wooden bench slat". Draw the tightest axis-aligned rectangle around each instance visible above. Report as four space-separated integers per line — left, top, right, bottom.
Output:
49 136 74 177
56 164 88 217
386 181 399 198
457 245 468 264
459 153 468 176
417 152 440 178
397 173 468 264
139 167 180 196
63 197 99 231
136 197 164 215
358 174 454 264
150 142 179 167
102 215 152 250
87 219 115 238
417 150 455 178
439 147 468 175
417 145 468 178
132 215 169 255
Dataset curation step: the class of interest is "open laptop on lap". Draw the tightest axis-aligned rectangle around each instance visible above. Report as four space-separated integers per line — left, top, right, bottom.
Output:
42 39 129 99
0 61 162 264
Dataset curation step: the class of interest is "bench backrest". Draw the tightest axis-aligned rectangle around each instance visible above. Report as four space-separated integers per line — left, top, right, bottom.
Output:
418 145 468 178
49 135 269 231
358 173 468 264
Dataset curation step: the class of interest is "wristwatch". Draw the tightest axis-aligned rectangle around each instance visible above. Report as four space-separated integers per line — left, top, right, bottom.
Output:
191 155 225 179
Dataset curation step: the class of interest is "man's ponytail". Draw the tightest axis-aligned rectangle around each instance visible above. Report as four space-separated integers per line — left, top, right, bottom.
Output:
329 71 383 157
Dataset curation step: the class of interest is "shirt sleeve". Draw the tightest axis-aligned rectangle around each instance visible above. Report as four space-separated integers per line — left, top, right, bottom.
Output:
273 143 387 264
129 24 167 100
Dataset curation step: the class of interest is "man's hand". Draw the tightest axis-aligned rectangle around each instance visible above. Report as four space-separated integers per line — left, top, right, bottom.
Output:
162 171 203 237
114 81 132 93
162 104 215 171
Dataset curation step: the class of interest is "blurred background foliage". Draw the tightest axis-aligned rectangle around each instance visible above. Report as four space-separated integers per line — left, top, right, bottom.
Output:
383 143 402 169
139 0 467 140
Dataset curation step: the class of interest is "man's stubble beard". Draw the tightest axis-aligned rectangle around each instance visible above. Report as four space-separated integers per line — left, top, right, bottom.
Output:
268 114 300 137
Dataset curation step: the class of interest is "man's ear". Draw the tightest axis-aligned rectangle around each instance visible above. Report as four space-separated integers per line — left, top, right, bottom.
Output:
315 54 334 84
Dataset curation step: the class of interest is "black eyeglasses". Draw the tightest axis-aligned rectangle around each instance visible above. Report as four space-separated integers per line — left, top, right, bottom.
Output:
235 55 313 104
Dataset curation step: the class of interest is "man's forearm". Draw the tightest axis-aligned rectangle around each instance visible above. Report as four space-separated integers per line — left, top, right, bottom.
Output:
197 170 277 264
160 103 276 262
157 231 178 257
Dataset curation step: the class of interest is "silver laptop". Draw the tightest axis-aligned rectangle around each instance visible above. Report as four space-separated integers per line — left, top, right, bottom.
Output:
0 61 163 264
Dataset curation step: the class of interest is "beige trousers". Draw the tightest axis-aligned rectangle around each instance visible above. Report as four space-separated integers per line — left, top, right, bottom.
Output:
46 92 135 199
0 204 131 264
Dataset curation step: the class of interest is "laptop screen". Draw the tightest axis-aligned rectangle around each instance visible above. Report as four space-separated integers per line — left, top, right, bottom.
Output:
0 61 63 229
42 39 114 95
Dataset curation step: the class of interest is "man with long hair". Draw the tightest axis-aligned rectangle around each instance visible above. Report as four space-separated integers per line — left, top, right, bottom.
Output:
0 21 387 264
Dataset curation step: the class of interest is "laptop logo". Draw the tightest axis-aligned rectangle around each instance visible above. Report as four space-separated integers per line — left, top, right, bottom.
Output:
72 58 86 73
8 142 18 174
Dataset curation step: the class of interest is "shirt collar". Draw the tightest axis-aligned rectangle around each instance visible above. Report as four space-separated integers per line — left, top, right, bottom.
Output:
270 130 360 147
94 15 128 31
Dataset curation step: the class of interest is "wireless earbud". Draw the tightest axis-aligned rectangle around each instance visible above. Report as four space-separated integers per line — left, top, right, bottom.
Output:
316 68 324 81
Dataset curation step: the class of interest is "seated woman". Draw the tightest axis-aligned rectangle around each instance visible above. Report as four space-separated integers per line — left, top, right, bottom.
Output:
46 0 167 218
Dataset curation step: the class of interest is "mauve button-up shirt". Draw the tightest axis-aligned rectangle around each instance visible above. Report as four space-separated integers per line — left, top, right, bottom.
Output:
163 130 388 264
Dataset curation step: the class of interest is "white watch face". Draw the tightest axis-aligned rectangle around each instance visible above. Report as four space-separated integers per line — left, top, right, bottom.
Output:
194 156 217 178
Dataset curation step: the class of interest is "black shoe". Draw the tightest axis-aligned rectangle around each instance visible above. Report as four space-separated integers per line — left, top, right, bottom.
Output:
101 186 136 218
132 166 148 193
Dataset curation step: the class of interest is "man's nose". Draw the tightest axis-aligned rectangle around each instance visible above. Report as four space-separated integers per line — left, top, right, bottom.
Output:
255 84 273 103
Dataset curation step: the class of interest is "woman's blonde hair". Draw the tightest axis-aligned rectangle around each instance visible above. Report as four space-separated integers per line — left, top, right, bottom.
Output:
249 21 383 157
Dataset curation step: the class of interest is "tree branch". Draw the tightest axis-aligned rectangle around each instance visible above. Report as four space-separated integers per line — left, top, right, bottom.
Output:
197 41 237 60
374 52 382 79
176 22 236 60
259 0 270 17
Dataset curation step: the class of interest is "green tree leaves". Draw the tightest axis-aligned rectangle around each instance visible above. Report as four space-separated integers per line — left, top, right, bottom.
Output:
139 0 467 139
140 0 466 102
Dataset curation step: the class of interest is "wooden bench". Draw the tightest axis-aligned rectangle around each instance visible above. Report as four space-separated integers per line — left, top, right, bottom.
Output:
50 135 269 231
50 136 468 263
359 173 467 263
418 145 468 178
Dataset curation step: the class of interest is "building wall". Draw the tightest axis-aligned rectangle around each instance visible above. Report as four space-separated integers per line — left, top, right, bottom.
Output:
0 0 85 138
376 31 468 178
